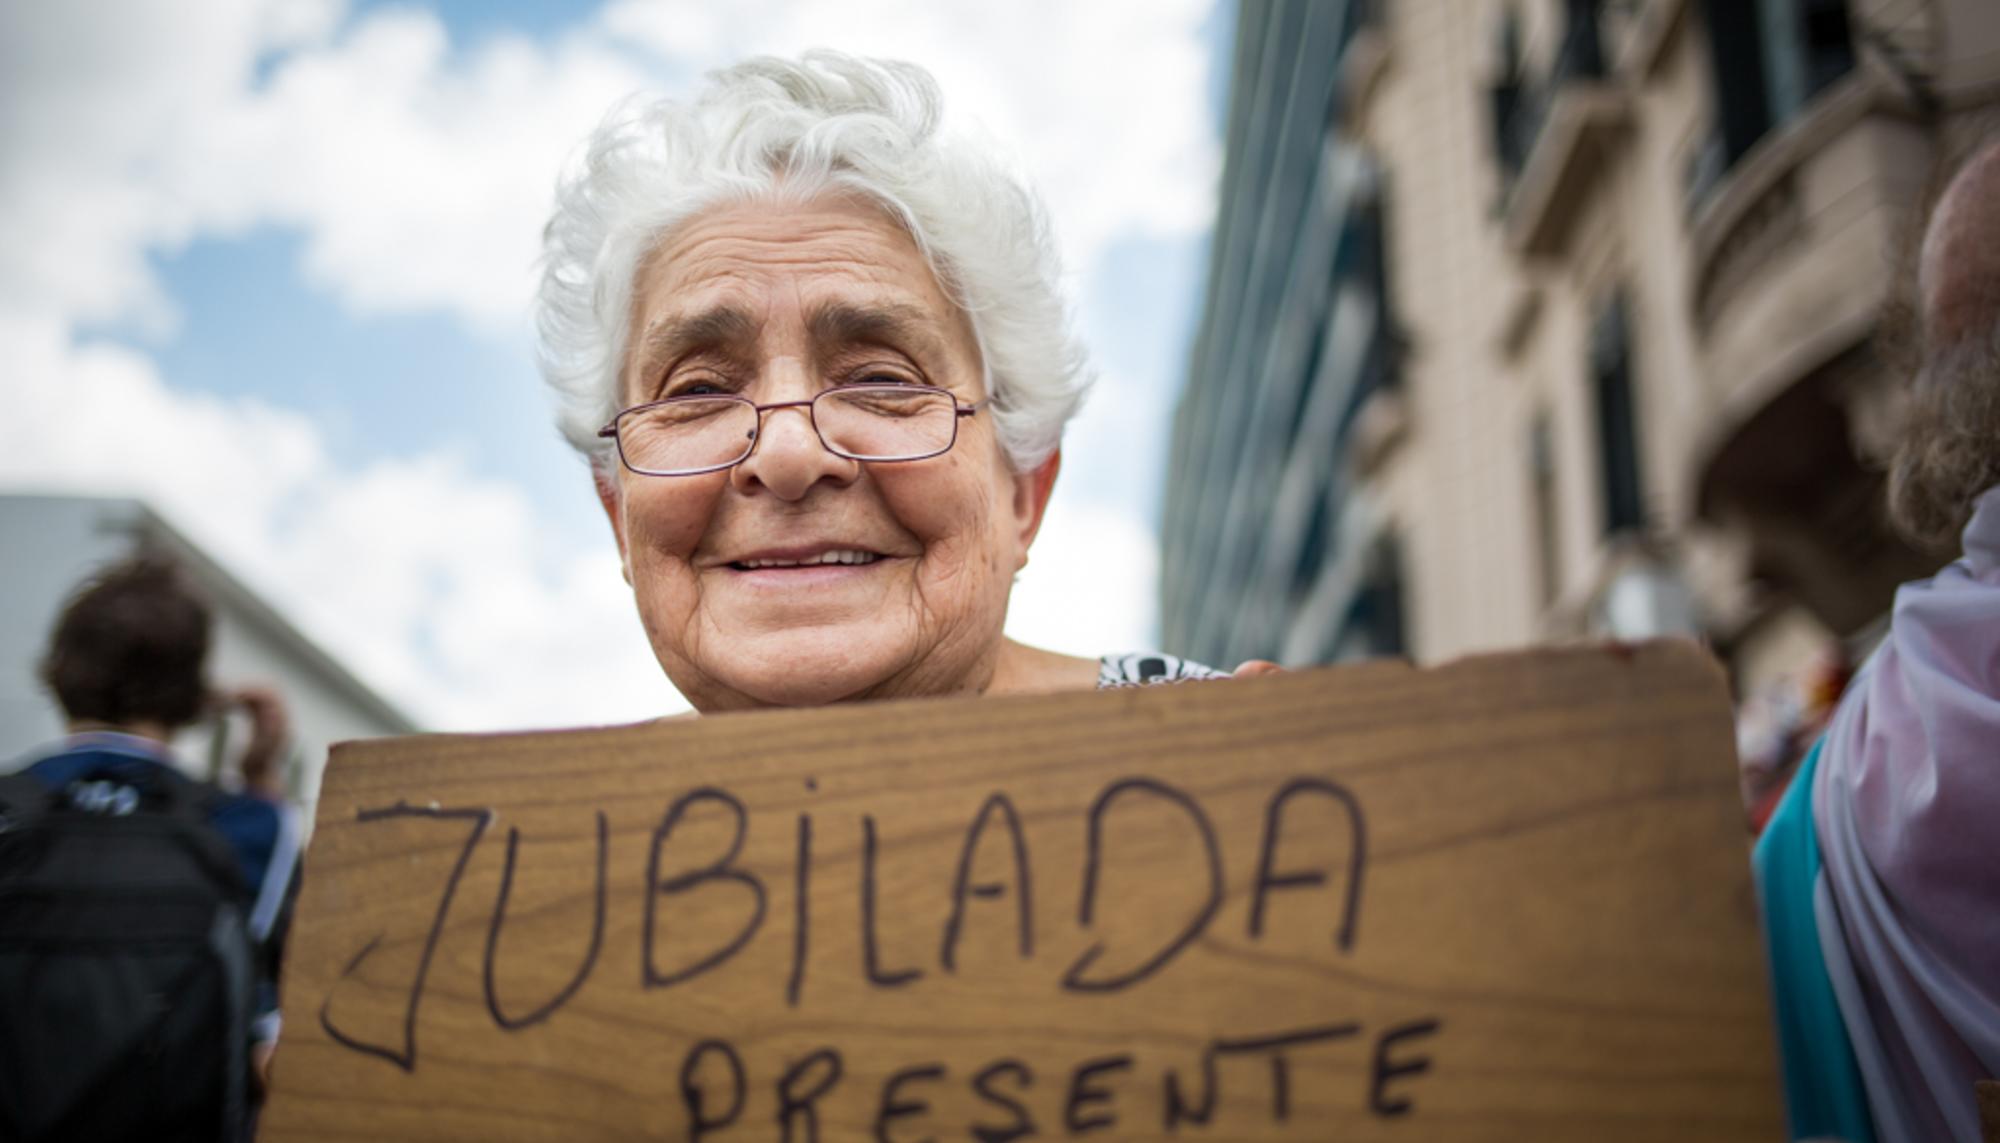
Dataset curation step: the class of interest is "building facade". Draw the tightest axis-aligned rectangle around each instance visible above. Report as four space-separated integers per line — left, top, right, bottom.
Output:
1162 0 1405 669
0 494 417 820
1165 0 2000 703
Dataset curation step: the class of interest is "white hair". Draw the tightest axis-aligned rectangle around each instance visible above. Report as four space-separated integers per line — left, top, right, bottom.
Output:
537 51 1091 473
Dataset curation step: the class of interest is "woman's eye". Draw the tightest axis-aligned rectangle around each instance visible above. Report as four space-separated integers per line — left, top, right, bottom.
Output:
849 372 917 387
666 379 728 398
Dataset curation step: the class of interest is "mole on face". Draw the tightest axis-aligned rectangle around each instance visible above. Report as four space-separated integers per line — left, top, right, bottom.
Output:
1918 142 2000 351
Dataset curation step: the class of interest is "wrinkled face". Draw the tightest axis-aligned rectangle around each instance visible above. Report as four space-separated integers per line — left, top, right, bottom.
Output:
599 197 1055 711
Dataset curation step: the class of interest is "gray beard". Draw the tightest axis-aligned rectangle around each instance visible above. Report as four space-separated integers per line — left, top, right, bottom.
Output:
1888 324 2000 551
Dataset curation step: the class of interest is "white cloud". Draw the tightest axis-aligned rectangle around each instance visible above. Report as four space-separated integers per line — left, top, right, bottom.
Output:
0 310 671 730
3 0 1218 334
0 0 1218 733
1005 497 1160 658
595 0 1219 283
187 13 655 328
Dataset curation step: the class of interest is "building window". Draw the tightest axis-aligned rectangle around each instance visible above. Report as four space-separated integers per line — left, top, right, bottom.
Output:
1489 0 1606 186
1338 532 1407 659
1312 177 1397 451
1703 0 1773 166
1290 305 1331 439
1293 487 1332 599
1591 293 1645 536
1558 0 1607 82
1799 0 1857 107
1699 0 1855 169
1347 185 1399 415
1530 412 1561 606
1490 7 1529 180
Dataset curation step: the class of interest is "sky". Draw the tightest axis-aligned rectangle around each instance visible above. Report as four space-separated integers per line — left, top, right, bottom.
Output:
0 0 1232 731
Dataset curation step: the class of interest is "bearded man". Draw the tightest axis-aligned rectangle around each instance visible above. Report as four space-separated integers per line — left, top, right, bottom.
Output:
1756 135 2000 1143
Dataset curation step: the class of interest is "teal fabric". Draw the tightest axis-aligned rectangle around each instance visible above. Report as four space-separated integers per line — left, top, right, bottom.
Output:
1753 739 1876 1142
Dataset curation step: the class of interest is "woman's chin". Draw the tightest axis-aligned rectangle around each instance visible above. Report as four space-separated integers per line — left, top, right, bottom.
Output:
674 630 935 710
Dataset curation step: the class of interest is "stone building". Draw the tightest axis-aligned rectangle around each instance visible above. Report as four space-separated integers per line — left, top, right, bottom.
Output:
1164 0 2000 702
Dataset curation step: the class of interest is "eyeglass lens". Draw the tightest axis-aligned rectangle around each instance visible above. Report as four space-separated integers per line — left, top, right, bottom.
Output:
616 386 959 474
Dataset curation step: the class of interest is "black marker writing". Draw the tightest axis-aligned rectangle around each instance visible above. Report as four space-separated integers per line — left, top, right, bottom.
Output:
680 1038 746 1141
1161 1051 1217 1131
873 1062 945 1143
644 787 765 990
1064 778 1222 993
1248 778 1367 953
320 802 491 1072
940 792 1034 973
1370 1018 1442 1117
1215 1021 1362 1122
777 1047 844 1143
970 1059 1036 1143
483 810 606 1030
1065 1054 1134 1134
862 815 922 988
789 810 811 1007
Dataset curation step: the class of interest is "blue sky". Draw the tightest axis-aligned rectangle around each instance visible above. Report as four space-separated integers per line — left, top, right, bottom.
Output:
105 229 602 550
1 0 1232 729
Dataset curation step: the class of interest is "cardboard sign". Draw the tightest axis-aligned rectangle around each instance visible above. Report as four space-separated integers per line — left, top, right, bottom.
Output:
259 642 1780 1140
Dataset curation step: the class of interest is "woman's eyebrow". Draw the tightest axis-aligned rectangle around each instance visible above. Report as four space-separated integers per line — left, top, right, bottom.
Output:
807 301 951 362
635 305 761 377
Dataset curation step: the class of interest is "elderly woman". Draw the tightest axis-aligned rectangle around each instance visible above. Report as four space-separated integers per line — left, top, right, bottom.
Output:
537 53 1261 712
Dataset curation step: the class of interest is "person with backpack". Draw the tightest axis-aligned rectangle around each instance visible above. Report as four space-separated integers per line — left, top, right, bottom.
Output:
0 555 302 1141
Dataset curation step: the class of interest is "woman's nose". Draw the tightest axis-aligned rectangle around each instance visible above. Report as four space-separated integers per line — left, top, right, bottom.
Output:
731 398 860 500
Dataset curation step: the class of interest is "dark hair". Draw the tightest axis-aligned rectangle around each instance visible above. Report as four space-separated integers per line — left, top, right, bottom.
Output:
1879 128 2000 551
40 555 213 729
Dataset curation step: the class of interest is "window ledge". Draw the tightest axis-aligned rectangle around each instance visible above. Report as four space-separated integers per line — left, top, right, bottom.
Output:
1619 0 1689 81
1348 386 1409 478
1337 22 1393 130
1502 83 1634 259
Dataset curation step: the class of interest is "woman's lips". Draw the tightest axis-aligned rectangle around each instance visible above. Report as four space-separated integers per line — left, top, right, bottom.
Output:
719 548 900 588
730 548 881 570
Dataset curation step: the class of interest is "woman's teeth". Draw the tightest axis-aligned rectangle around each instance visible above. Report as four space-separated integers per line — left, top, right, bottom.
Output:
736 551 880 569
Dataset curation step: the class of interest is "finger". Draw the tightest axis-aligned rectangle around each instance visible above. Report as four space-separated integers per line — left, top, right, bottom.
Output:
1232 659 1284 678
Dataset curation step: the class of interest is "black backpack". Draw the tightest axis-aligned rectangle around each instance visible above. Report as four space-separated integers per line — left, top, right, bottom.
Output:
0 760 256 1142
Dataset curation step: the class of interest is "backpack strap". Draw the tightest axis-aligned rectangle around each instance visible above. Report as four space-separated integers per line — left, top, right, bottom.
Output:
154 775 257 905
0 772 58 837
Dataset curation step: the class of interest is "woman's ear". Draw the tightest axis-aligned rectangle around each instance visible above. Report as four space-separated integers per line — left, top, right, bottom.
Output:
1009 448 1062 562
594 466 633 586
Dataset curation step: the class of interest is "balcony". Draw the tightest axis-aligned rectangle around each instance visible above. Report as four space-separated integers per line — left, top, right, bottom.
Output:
1491 1 1634 257
1690 62 1941 636
1689 67 1932 421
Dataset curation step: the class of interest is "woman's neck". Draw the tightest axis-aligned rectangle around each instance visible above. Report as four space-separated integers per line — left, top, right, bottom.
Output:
983 638 1100 697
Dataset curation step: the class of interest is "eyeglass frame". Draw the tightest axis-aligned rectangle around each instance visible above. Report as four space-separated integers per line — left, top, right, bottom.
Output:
596 383 991 477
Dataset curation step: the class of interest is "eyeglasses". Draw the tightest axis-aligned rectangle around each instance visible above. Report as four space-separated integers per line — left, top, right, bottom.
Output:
597 384 989 477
